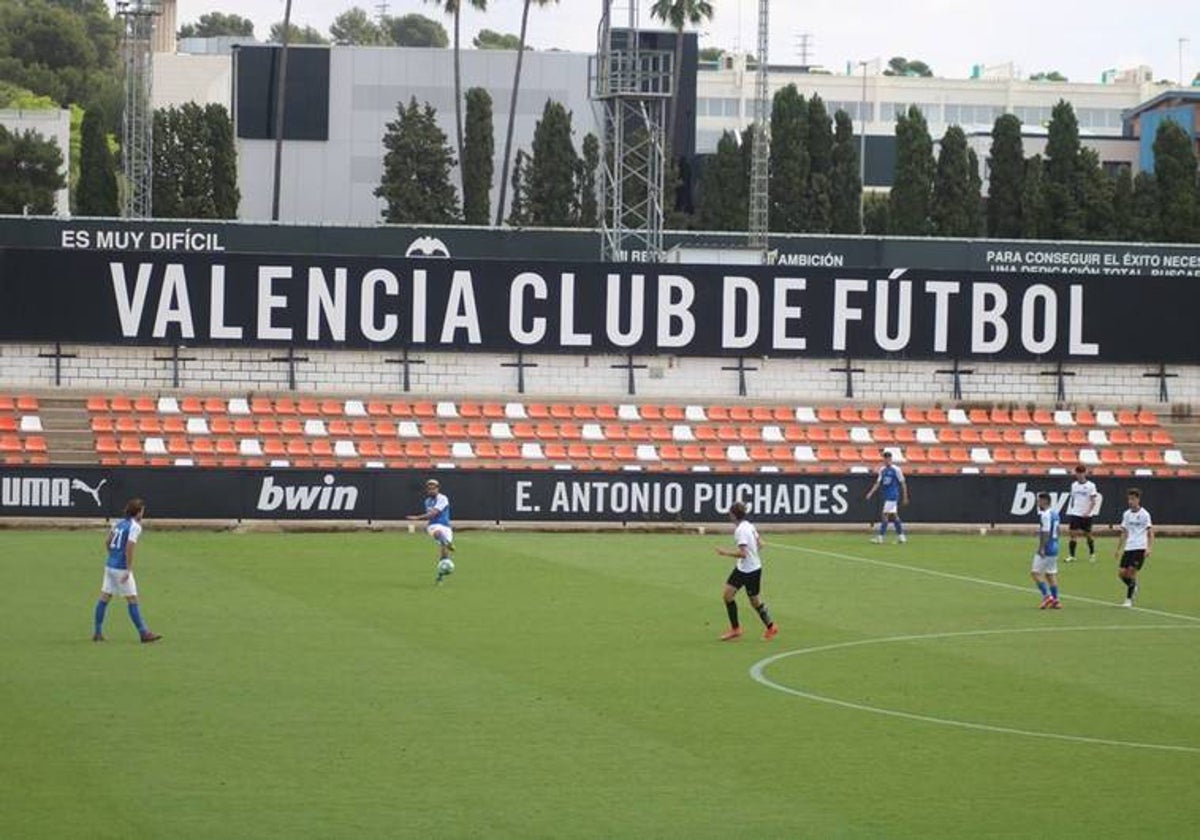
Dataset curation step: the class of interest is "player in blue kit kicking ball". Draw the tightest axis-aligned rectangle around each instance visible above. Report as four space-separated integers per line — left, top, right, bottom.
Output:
407 479 456 584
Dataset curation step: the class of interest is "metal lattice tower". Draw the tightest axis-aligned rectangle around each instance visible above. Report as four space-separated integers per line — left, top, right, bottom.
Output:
748 0 770 256
118 0 159 219
592 0 673 262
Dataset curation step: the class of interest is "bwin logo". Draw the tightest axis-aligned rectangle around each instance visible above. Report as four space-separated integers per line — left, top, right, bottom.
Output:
1010 482 1069 516
404 236 451 258
257 474 360 513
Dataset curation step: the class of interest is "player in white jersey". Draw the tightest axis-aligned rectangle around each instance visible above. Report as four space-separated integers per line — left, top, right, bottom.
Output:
714 501 778 641
1113 488 1153 607
1064 465 1100 562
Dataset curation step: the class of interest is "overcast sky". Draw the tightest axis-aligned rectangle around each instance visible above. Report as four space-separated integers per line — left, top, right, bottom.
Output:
163 0 1198 84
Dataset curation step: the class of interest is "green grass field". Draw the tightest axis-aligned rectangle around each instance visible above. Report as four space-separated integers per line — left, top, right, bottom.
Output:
1 527 1197 839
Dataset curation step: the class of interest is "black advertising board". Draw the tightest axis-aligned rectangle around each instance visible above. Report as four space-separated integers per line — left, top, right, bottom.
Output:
1 248 1196 362
7 218 1200 278
1 467 1194 526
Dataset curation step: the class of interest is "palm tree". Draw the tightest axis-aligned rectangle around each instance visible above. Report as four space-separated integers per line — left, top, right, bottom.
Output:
426 0 488 187
495 0 559 226
650 0 713 157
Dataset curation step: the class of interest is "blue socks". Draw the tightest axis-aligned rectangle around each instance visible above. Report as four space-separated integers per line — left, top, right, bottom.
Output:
94 600 108 634
128 604 147 634
1050 585 1059 599
894 519 905 535
1036 581 1049 597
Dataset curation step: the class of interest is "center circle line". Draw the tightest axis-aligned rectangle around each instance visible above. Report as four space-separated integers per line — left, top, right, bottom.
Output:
750 624 1200 754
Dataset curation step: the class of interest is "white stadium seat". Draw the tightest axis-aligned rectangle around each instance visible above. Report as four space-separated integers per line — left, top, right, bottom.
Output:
882 407 906 424
1165 450 1188 466
450 442 474 459
226 398 249 415
969 447 993 464
672 424 696 442
793 446 817 463
504 402 527 419
436 402 458 418
19 416 42 432
344 400 367 417
1087 430 1110 446
761 425 785 443
1095 410 1118 427
850 427 872 443
304 419 327 437
1053 410 1075 426
726 445 750 462
617 404 640 421
1079 448 1101 466
158 397 180 414
684 405 707 422
239 439 263 457
947 408 970 425
635 444 659 462
143 437 167 455
489 422 513 440
916 428 938 444
582 423 605 441
520 442 545 460
334 440 357 458
186 417 209 435
794 406 818 424
1023 429 1047 445
396 421 420 438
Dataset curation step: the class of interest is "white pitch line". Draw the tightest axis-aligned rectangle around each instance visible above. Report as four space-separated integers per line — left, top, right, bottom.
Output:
750 625 1200 754
766 541 1200 624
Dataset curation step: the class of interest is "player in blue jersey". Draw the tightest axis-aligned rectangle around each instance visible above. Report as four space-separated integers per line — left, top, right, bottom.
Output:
407 478 456 583
865 450 909 544
1031 491 1062 609
93 498 162 643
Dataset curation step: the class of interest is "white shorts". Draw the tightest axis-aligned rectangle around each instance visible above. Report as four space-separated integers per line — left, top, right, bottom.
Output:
427 524 454 545
101 567 138 597
1031 553 1059 575
882 500 899 515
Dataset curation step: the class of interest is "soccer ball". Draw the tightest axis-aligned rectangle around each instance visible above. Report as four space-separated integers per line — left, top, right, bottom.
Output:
437 557 455 576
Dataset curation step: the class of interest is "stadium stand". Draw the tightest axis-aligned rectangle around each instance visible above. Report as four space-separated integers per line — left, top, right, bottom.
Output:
0 395 49 465
54 393 1195 477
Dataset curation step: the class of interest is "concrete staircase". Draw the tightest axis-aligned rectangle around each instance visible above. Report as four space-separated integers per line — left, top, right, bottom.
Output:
1160 404 1199 471
36 395 97 465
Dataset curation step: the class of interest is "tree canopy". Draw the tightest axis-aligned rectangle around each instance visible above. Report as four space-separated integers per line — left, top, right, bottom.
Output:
178 12 255 39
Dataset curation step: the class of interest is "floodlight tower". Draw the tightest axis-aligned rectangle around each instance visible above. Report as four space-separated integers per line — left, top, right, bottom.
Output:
592 0 674 261
747 0 770 257
117 0 160 219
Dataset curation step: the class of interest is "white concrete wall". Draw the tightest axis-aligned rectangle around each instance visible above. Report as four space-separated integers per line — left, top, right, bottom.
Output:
236 46 598 225
153 53 232 110
1 343 1195 407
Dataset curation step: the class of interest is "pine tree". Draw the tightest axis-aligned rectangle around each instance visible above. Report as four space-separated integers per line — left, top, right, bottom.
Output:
805 94 834 232
1020 155 1047 239
1129 171 1162 242
1043 100 1084 239
697 130 748 231
830 109 862 234
889 105 934 235
1111 166 1134 241
768 84 808 231
1078 148 1115 240
1153 119 1199 242
151 108 183 217
462 87 494 225
967 148 985 236
0 124 65 214
931 125 975 237
862 192 890 235
525 100 579 226
987 113 1024 238
177 103 216 219
76 106 117 216
205 104 239 218
374 97 460 223
577 132 600 228
506 149 530 226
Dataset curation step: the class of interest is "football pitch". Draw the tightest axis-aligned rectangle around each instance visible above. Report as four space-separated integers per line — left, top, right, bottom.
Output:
2 527 1197 839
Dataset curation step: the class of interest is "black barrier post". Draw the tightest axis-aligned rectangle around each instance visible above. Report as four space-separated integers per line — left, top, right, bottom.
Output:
153 344 197 389
386 349 424 393
501 352 538 394
720 356 758 397
37 342 77 387
829 357 865 399
611 354 648 396
1040 360 1074 403
270 347 309 390
1143 363 1177 403
935 358 975 401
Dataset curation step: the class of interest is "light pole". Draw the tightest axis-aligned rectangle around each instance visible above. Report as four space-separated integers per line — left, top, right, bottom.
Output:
858 59 868 228
271 0 293 222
